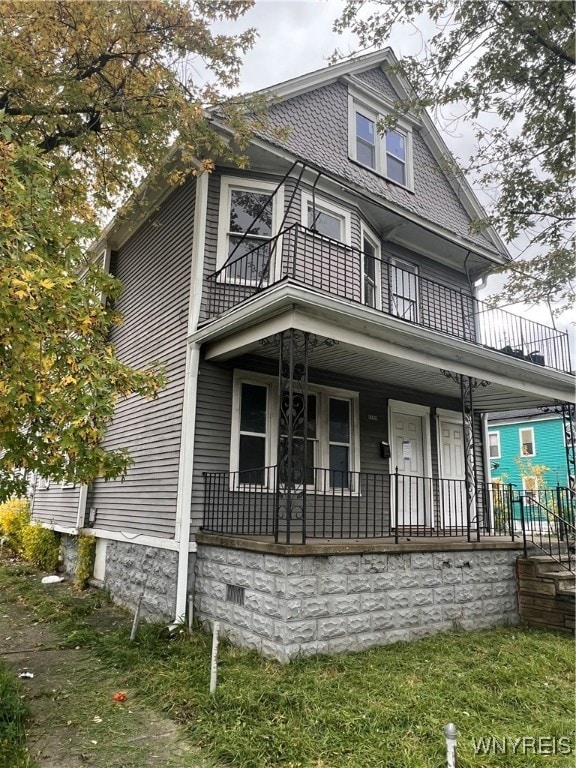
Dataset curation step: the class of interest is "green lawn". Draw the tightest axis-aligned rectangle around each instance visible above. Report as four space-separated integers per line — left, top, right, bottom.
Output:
0 661 33 768
0 559 574 768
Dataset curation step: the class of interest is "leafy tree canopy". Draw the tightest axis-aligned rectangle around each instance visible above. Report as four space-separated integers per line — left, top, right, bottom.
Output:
335 0 575 313
0 0 258 499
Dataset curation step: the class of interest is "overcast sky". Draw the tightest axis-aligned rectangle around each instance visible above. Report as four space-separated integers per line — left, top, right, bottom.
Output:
214 0 574 348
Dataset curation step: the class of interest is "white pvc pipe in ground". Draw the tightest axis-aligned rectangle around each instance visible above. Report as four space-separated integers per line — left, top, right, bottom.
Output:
209 621 220 695
445 723 458 768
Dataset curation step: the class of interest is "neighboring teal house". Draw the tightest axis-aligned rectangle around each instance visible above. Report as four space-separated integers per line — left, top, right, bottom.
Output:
487 409 570 497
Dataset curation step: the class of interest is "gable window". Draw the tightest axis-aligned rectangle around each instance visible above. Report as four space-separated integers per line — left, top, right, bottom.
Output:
361 225 381 309
217 177 284 283
349 94 414 189
301 192 351 244
488 432 501 459
390 258 418 322
232 374 359 491
386 130 407 186
520 428 535 457
355 111 376 169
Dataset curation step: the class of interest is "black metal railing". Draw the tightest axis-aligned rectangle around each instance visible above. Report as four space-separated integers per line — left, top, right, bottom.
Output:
206 224 571 372
203 467 518 544
518 486 575 571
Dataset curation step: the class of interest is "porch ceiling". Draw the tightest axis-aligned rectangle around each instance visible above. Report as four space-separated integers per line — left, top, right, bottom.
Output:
194 283 575 412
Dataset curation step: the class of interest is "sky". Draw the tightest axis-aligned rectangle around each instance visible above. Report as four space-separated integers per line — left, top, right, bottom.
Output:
213 0 575 353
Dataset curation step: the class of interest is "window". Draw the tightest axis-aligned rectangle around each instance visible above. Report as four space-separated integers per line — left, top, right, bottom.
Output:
349 94 413 189
232 374 359 490
488 432 501 459
217 177 283 283
301 192 351 244
362 225 381 309
238 383 268 484
520 427 535 457
390 258 418 322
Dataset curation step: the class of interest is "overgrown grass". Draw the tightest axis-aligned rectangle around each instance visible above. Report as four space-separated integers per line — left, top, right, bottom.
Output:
0 661 34 768
0 559 574 768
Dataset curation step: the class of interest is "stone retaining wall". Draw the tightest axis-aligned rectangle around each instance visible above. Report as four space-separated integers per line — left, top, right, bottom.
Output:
517 558 575 634
194 544 519 662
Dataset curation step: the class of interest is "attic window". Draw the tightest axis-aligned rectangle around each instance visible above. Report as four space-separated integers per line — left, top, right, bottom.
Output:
349 96 413 190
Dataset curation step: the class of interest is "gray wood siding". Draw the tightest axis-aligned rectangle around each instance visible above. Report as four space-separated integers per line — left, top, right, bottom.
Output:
87 178 196 538
31 483 80 529
192 355 469 539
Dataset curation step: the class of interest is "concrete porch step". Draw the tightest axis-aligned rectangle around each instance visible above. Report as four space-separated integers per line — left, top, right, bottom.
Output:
528 555 573 576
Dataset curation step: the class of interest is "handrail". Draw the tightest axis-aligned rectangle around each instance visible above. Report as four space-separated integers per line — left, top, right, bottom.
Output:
519 489 575 571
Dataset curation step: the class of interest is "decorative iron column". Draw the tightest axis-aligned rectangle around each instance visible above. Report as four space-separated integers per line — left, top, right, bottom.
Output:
277 329 310 545
441 371 490 541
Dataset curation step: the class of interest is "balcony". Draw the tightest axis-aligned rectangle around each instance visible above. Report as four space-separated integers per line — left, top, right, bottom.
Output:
206 224 571 373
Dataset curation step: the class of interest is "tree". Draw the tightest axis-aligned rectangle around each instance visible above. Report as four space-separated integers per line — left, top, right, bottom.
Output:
0 0 258 499
335 0 575 313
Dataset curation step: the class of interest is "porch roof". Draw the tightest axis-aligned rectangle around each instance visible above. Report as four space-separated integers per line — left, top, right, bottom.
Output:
192 282 576 412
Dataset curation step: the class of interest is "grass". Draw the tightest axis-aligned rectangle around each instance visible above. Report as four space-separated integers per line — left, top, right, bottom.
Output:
0 661 34 768
0 558 574 768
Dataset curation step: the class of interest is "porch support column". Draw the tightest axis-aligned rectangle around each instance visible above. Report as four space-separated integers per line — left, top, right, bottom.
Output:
460 375 478 542
276 329 310 545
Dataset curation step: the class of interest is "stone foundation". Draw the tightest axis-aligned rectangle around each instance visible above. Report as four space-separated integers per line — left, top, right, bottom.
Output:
194 543 520 662
60 534 184 621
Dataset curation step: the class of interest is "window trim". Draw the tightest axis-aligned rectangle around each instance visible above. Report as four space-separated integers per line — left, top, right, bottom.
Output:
519 427 536 457
361 222 382 310
488 431 501 460
348 92 414 191
522 476 539 505
300 191 352 245
216 176 285 283
230 371 360 492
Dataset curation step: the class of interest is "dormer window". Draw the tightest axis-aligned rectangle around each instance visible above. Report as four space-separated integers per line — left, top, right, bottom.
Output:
349 94 413 190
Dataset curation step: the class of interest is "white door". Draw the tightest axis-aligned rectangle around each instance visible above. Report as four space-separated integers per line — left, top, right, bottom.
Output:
438 417 467 529
390 411 427 526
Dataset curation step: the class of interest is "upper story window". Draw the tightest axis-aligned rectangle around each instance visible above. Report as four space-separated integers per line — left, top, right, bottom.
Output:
349 95 414 190
217 177 284 283
301 192 351 244
520 427 535 457
361 224 381 310
390 258 419 322
488 432 501 459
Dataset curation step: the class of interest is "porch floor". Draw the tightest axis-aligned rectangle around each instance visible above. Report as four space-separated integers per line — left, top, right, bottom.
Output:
196 531 525 557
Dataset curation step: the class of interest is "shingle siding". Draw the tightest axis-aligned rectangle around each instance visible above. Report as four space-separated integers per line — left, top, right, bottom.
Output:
257 72 492 252
86 177 196 538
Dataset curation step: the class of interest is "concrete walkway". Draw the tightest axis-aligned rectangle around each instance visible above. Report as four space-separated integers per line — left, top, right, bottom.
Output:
0 592 207 768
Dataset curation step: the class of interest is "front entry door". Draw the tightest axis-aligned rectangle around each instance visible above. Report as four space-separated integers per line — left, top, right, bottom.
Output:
390 410 427 526
438 416 467 530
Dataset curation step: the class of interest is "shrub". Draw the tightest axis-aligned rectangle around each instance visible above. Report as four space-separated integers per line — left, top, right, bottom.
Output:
76 534 96 589
0 498 30 554
20 524 61 572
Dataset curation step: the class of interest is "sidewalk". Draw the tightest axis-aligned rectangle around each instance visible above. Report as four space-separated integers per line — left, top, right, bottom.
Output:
0 572 207 768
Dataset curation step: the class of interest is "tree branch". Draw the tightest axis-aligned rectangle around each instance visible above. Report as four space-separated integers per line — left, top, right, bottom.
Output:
497 0 575 66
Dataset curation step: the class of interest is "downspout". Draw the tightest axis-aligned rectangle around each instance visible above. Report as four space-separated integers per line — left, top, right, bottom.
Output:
173 170 209 623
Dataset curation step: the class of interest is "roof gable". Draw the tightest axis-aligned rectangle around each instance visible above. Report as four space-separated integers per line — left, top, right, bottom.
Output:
255 50 508 260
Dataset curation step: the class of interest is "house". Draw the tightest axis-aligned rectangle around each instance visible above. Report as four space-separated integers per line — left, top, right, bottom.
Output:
31 50 576 661
487 407 575 525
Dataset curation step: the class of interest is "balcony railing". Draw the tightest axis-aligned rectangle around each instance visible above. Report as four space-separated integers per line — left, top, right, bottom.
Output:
206 224 571 372
203 467 517 544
